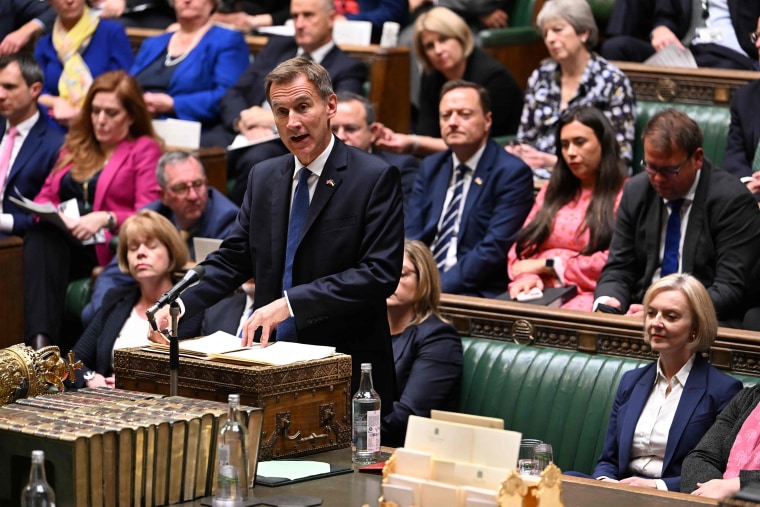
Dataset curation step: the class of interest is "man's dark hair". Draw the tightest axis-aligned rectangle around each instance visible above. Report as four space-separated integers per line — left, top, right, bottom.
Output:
0 53 44 87
336 91 376 124
439 79 491 115
642 108 703 156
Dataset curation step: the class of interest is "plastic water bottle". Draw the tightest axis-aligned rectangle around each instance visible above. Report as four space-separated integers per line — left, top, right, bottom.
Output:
213 394 248 507
21 450 56 507
352 363 381 464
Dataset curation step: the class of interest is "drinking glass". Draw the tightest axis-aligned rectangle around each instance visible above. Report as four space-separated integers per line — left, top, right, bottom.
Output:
533 443 554 473
517 439 542 475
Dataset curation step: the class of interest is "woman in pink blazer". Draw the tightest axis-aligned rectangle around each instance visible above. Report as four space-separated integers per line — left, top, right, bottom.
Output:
24 70 162 351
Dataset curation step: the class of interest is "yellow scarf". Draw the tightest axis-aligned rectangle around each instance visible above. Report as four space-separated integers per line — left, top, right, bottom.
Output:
52 8 100 108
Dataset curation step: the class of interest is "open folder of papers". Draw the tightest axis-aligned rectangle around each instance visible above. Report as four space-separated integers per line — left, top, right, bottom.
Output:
144 331 336 366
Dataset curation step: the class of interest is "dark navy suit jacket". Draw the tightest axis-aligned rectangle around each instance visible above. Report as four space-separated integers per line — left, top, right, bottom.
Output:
70 284 203 388
406 138 534 297
1 112 63 235
180 138 404 414
595 161 760 322
382 314 462 447
201 290 248 336
81 188 239 326
219 36 367 132
723 79 760 183
593 355 742 491
374 149 419 215
0 0 55 41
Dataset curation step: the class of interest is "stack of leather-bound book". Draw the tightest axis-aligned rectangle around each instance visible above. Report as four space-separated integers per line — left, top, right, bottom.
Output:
0 388 263 507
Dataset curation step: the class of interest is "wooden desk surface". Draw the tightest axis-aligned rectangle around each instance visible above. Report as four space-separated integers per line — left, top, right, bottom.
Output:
176 448 719 507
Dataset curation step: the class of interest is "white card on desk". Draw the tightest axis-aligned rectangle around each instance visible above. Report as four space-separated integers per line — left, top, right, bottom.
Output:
404 415 473 463
421 481 461 507
382 483 414 507
395 448 432 479
387 473 425 506
455 462 510 490
465 498 498 507
471 426 521 468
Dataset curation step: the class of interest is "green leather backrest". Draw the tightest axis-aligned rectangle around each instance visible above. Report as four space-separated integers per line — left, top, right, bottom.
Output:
459 337 649 474
634 101 731 172
459 337 758 475
510 0 537 27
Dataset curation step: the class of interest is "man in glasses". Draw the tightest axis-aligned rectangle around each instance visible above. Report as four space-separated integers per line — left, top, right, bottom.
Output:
332 91 419 214
81 151 239 326
594 108 760 328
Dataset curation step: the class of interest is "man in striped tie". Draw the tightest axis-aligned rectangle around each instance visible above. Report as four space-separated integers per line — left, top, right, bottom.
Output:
405 80 534 298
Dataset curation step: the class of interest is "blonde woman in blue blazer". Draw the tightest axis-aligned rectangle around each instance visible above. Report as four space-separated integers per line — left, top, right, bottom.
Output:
591 274 742 491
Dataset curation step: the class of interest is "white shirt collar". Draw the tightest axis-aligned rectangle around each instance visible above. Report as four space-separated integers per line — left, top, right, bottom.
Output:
452 142 487 174
5 110 39 139
297 40 335 64
293 134 335 180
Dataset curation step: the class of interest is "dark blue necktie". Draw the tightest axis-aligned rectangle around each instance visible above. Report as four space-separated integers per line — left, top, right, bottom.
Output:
277 167 311 342
431 164 467 271
661 199 684 277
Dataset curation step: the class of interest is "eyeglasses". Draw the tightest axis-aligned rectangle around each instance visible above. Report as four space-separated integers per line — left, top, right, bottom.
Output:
640 156 691 178
168 178 206 196
751 31 760 43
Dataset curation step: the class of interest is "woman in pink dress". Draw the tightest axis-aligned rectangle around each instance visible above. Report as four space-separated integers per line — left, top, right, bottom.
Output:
507 106 627 310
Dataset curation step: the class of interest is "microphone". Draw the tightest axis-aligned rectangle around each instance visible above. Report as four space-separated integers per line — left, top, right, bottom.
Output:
146 265 206 322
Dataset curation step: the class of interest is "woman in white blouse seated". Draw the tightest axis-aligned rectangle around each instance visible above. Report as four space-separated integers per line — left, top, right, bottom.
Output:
582 273 742 490
69 210 202 389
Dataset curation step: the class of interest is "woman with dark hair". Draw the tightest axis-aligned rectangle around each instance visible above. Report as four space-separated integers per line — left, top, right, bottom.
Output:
507 106 626 311
70 210 202 388
506 0 635 171
24 70 162 350
35 0 133 127
382 240 463 447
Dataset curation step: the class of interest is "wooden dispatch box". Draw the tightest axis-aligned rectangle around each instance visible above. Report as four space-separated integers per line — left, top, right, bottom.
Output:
114 348 352 460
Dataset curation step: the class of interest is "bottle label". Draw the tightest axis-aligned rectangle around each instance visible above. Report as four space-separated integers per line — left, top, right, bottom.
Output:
218 443 230 465
367 409 380 452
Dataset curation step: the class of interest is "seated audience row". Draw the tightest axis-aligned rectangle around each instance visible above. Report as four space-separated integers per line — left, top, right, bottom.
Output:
601 0 760 71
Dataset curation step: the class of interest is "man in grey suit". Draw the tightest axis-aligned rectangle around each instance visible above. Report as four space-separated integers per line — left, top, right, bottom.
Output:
594 108 760 328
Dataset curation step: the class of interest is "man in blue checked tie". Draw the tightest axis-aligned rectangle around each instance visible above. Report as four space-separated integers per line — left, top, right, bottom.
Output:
594 108 760 329
152 57 404 411
405 80 534 298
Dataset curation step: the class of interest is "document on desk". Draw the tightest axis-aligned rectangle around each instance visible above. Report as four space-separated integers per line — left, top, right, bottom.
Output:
145 332 336 366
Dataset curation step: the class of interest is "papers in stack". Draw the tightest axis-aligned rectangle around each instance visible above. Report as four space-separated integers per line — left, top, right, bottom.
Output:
381 415 522 506
152 118 201 149
145 331 336 366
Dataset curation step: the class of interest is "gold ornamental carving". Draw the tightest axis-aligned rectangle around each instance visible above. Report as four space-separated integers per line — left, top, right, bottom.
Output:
0 344 80 405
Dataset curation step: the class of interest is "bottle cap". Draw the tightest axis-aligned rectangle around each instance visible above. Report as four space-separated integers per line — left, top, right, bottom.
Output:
360 363 372 370
228 394 240 404
32 450 45 460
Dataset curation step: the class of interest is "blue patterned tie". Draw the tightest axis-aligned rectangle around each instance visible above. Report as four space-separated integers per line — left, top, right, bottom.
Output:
661 199 684 277
431 164 467 271
277 167 311 342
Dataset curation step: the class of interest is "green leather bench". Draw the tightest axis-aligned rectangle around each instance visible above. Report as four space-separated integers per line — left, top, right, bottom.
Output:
459 337 758 475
